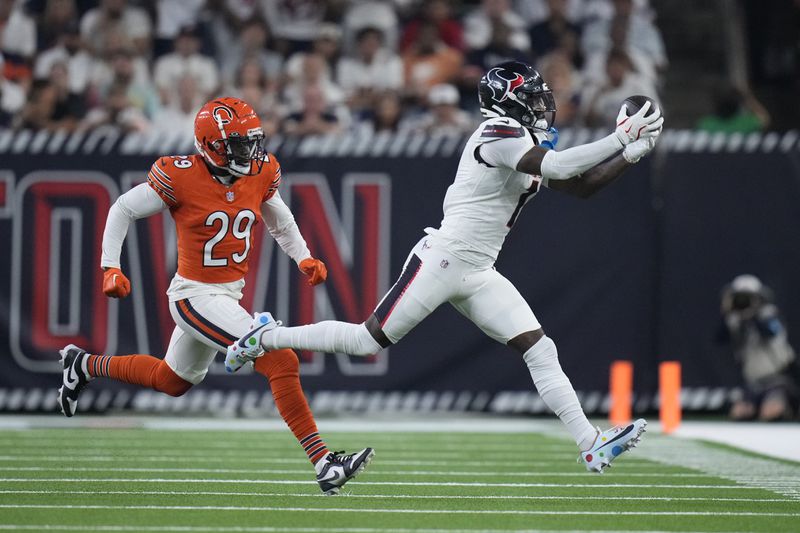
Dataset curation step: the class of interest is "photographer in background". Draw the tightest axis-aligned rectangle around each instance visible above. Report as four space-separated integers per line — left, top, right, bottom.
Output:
718 275 798 421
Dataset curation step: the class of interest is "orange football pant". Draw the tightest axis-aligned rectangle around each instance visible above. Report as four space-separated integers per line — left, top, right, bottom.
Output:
87 353 192 397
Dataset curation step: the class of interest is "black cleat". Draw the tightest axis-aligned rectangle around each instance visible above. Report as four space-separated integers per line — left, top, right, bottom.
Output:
315 448 375 495
58 344 91 417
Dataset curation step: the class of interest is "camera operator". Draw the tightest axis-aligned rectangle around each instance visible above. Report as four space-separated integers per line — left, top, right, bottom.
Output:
718 274 798 421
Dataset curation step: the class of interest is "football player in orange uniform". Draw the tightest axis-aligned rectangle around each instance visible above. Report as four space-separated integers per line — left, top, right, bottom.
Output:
57 97 373 495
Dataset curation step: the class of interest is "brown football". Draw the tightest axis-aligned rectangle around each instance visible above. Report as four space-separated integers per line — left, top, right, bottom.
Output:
623 95 660 118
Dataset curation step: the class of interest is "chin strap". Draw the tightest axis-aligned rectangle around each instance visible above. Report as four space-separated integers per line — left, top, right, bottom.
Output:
539 127 559 150
204 161 236 185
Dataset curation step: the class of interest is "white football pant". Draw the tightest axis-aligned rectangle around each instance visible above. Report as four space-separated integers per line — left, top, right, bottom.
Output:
375 236 542 343
167 294 254 383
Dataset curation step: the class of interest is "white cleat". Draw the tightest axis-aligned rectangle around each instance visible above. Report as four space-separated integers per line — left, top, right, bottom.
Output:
580 418 647 473
315 448 375 495
225 312 280 373
57 344 91 417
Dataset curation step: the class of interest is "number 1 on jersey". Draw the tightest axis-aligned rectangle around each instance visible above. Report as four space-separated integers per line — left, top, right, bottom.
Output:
203 210 256 267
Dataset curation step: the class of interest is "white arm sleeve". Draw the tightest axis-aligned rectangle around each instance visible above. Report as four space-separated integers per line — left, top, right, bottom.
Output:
479 135 535 170
101 183 168 269
539 133 624 182
261 191 312 265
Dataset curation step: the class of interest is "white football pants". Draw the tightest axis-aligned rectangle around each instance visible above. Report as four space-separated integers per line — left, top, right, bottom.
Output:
266 236 540 352
166 294 254 384
375 236 542 343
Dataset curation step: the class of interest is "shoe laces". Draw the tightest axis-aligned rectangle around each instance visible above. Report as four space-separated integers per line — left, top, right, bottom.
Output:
326 450 349 465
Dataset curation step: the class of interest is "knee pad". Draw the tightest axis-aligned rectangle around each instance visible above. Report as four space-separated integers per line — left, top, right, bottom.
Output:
154 360 193 397
254 348 300 379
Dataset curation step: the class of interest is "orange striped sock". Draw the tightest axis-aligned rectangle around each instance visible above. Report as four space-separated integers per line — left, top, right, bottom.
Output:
86 354 114 378
299 432 330 464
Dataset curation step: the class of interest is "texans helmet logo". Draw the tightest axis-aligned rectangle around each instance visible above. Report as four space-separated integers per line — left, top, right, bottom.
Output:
487 68 526 103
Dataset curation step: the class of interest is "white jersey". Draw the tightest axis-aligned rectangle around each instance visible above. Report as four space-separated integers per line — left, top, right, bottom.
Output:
425 117 543 268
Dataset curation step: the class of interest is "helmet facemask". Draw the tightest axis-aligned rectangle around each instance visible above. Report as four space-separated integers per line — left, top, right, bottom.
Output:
225 132 266 177
206 129 266 177
514 89 556 132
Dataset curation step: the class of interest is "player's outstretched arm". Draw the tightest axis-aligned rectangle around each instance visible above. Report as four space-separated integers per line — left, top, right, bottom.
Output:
516 101 662 181
261 192 327 286
546 153 631 198
547 135 659 198
101 183 168 298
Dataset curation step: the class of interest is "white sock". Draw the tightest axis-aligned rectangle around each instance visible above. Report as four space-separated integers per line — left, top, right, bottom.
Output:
80 353 94 380
523 336 597 450
261 321 382 356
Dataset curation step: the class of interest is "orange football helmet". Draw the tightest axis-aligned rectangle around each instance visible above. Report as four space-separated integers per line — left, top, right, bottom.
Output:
194 97 265 177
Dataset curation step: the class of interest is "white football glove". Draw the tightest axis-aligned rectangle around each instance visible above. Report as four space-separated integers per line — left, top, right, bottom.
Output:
614 101 664 146
622 137 656 163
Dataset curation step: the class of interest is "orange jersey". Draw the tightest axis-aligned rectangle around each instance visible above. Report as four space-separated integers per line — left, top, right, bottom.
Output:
146 154 282 283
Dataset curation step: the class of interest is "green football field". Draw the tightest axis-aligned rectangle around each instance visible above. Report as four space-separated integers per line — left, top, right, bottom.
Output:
0 422 798 532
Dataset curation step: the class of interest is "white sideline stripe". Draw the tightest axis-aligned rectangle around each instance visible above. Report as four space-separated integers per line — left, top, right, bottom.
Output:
0 478 764 489
0 489 791 503
675 421 800 463
0 466 706 478
1 504 797 517
0 524 736 533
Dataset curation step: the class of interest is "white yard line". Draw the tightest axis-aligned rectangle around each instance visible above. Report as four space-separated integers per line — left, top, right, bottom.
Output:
0 466 708 478
0 504 797 517
0 441 569 453
0 489 793 503
0 456 662 468
0 415 561 434
0 526 747 533
640 436 800 500
0 477 767 490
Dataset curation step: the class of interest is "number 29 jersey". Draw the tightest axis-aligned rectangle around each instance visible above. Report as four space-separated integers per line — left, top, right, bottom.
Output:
426 117 543 268
146 154 282 284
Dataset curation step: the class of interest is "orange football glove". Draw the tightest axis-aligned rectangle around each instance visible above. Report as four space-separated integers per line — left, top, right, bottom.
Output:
299 258 327 286
102 267 131 298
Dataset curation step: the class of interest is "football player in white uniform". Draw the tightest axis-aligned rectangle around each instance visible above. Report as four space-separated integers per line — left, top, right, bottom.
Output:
226 62 664 472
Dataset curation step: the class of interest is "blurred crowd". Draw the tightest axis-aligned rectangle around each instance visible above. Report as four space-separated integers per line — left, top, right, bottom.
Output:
0 0 670 137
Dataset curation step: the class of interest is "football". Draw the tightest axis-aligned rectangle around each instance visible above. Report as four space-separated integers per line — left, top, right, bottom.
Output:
623 94 661 119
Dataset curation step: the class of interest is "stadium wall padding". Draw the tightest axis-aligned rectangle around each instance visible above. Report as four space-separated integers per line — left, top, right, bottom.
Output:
0 128 798 414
